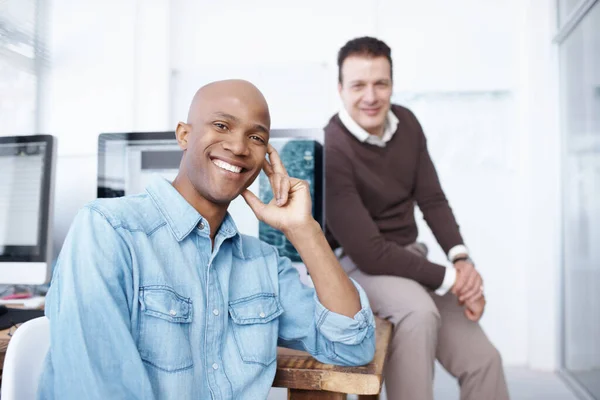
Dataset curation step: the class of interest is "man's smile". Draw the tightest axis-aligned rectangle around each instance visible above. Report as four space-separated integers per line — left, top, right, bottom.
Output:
212 158 243 174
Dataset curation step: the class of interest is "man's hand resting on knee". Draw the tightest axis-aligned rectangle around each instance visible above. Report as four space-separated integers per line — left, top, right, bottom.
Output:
451 260 486 321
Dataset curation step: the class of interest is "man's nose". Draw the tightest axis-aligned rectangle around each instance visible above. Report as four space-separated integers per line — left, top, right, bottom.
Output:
363 86 377 103
222 134 250 156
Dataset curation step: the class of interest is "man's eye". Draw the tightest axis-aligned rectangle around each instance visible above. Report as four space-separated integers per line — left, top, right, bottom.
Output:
250 135 266 144
214 123 228 130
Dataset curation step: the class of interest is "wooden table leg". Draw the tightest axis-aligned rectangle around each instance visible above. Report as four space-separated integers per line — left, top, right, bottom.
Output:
288 389 347 399
358 395 380 400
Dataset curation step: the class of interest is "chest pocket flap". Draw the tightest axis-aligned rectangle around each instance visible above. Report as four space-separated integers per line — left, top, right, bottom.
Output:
141 286 192 323
229 293 283 324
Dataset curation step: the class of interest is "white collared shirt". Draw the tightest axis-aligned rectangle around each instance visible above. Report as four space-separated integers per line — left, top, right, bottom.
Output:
337 106 469 295
338 106 399 147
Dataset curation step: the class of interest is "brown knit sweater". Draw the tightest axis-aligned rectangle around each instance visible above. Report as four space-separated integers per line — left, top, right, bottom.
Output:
325 104 464 290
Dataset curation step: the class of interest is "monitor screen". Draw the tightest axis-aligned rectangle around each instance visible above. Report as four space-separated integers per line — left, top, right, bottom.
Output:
97 132 180 198
97 131 323 261
0 135 56 284
258 138 323 262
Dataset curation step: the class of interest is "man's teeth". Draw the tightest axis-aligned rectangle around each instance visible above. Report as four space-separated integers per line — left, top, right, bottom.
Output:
212 159 242 173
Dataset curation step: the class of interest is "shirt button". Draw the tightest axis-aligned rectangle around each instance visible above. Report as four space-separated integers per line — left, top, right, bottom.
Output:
259 312 266 318
212 309 219 316
212 363 219 370
198 221 205 229
169 309 177 316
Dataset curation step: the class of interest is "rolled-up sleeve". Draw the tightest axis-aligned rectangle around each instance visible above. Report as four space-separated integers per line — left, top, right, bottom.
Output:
313 278 375 346
275 249 376 366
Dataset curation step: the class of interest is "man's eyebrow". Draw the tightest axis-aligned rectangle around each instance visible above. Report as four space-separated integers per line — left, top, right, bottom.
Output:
253 124 269 136
213 112 240 122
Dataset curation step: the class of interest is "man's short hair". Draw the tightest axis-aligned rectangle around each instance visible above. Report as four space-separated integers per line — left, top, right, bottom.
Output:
337 37 392 84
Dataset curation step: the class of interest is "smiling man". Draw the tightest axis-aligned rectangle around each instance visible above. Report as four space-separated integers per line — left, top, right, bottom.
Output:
324 38 509 399
38 80 375 400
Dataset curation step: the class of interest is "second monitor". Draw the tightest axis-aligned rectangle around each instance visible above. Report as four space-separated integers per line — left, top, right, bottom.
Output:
0 134 57 285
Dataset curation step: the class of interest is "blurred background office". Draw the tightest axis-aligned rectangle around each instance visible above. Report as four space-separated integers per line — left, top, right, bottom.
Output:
0 0 598 399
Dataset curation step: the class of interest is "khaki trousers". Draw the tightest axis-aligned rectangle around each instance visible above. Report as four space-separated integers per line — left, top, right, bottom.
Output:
340 246 509 400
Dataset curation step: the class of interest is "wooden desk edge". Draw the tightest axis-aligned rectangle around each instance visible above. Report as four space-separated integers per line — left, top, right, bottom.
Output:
273 369 384 395
273 317 392 395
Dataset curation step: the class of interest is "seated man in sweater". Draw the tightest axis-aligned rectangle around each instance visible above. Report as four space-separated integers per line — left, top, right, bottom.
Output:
324 37 509 400
38 79 375 400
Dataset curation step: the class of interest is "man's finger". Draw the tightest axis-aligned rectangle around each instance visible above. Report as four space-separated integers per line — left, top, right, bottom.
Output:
267 144 288 176
464 308 479 322
452 269 466 295
460 268 479 296
263 158 274 176
461 289 483 304
241 189 266 218
278 176 290 206
461 281 482 301
459 276 479 301
460 275 483 302
270 174 281 203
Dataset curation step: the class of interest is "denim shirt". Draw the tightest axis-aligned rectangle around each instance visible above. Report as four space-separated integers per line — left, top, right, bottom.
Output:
38 177 376 400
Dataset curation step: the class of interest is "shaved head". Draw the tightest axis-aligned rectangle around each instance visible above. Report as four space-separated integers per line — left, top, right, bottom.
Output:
187 79 270 129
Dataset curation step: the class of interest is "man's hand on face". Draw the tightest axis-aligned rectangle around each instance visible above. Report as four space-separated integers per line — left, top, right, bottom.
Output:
242 144 314 235
451 260 484 304
464 294 486 322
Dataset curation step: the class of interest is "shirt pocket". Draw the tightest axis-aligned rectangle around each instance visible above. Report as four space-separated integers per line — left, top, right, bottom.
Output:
228 293 283 366
138 286 193 372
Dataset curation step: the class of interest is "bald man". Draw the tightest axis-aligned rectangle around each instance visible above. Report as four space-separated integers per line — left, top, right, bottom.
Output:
38 80 376 400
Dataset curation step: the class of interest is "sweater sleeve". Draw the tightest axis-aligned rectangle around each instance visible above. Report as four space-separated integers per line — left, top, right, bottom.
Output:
325 142 446 290
410 113 465 254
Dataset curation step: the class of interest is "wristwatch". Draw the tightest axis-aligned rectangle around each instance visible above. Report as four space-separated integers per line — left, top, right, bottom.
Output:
453 256 474 265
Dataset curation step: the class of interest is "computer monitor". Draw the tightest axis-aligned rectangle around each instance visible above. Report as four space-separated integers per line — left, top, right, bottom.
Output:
0 135 57 285
97 130 323 260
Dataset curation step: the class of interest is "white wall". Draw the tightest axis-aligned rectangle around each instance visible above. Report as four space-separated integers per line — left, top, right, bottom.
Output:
518 0 562 371
41 0 171 254
41 0 561 369
42 0 170 156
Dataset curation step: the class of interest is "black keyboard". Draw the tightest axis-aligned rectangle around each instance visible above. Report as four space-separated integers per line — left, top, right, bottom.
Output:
0 307 45 330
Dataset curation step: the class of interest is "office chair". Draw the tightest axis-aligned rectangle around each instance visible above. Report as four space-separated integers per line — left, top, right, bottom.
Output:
1 316 50 400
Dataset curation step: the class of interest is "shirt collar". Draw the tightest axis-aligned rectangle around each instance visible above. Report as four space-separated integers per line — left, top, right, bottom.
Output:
145 175 242 250
338 106 399 147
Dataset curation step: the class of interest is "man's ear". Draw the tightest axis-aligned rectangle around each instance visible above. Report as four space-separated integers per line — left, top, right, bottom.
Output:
175 122 190 150
338 82 343 95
